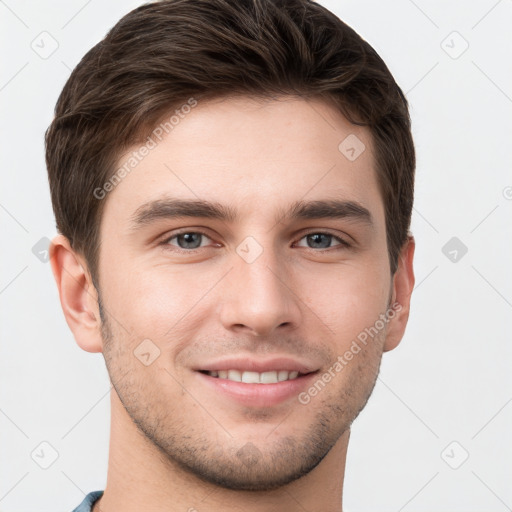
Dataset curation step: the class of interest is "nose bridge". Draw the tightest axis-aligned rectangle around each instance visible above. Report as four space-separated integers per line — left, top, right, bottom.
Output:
219 238 301 337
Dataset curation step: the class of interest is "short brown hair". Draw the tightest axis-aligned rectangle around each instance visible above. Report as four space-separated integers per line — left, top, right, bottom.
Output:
45 0 415 285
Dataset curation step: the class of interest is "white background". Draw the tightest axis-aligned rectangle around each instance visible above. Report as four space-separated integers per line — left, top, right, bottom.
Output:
1 1 511 510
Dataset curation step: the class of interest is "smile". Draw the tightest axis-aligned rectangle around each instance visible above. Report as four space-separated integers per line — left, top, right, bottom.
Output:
201 369 304 384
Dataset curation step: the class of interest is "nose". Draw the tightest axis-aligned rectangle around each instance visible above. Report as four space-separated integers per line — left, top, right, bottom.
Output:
218 246 302 338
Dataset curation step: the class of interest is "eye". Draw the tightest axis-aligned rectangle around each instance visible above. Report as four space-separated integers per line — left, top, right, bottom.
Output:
163 231 214 250
159 230 351 253
295 232 350 250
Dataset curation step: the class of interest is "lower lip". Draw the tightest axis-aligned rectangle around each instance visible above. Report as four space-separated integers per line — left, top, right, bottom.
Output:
196 371 319 408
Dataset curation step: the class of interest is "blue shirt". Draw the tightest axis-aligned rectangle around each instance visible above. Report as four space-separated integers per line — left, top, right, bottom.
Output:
72 491 104 511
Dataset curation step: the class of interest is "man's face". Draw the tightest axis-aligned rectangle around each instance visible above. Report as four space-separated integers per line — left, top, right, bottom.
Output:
96 96 398 490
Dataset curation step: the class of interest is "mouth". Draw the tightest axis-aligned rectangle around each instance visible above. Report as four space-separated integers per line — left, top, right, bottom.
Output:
198 369 310 384
195 368 319 409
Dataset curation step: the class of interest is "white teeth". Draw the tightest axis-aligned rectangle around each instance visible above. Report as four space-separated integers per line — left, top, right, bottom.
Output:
260 371 278 384
227 369 241 382
241 371 260 383
277 370 289 382
206 369 302 384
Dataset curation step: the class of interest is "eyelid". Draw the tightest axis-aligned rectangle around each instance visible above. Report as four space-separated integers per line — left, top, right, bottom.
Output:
159 228 352 252
160 228 216 249
294 230 352 249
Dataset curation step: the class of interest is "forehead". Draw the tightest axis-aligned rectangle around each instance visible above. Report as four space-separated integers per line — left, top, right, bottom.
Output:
102 95 384 228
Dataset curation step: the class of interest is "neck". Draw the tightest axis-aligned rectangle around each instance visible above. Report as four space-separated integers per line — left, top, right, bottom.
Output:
96 392 348 512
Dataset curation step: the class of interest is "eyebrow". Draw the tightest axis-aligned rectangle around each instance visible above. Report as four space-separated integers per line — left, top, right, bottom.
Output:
130 197 373 230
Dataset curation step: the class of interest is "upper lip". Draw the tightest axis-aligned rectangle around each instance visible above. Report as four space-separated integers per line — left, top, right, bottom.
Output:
195 356 319 375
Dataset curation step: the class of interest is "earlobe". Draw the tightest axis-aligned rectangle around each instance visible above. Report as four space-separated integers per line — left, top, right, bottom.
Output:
49 234 104 353
383 236 415 352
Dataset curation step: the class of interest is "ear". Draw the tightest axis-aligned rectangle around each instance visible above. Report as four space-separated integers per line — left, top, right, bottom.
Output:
49 234 103 353
383 235 415 352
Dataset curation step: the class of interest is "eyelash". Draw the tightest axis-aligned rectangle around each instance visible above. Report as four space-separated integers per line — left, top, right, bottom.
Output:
159 229 352 253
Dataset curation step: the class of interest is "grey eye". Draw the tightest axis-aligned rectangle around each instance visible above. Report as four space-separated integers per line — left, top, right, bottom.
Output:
169 232 209 249
296 233 344 249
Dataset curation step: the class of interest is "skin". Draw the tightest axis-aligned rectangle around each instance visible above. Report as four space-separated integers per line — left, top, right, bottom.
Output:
50 95 414 512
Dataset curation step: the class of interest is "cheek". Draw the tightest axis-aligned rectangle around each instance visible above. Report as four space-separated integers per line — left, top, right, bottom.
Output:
100 241 391 346
296 262 390 345
101 260 215 341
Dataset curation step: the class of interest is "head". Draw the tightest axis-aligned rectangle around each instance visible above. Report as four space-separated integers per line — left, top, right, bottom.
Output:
47 0 415 492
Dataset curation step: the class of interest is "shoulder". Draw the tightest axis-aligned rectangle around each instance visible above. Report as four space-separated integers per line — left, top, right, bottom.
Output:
71 490 104 512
